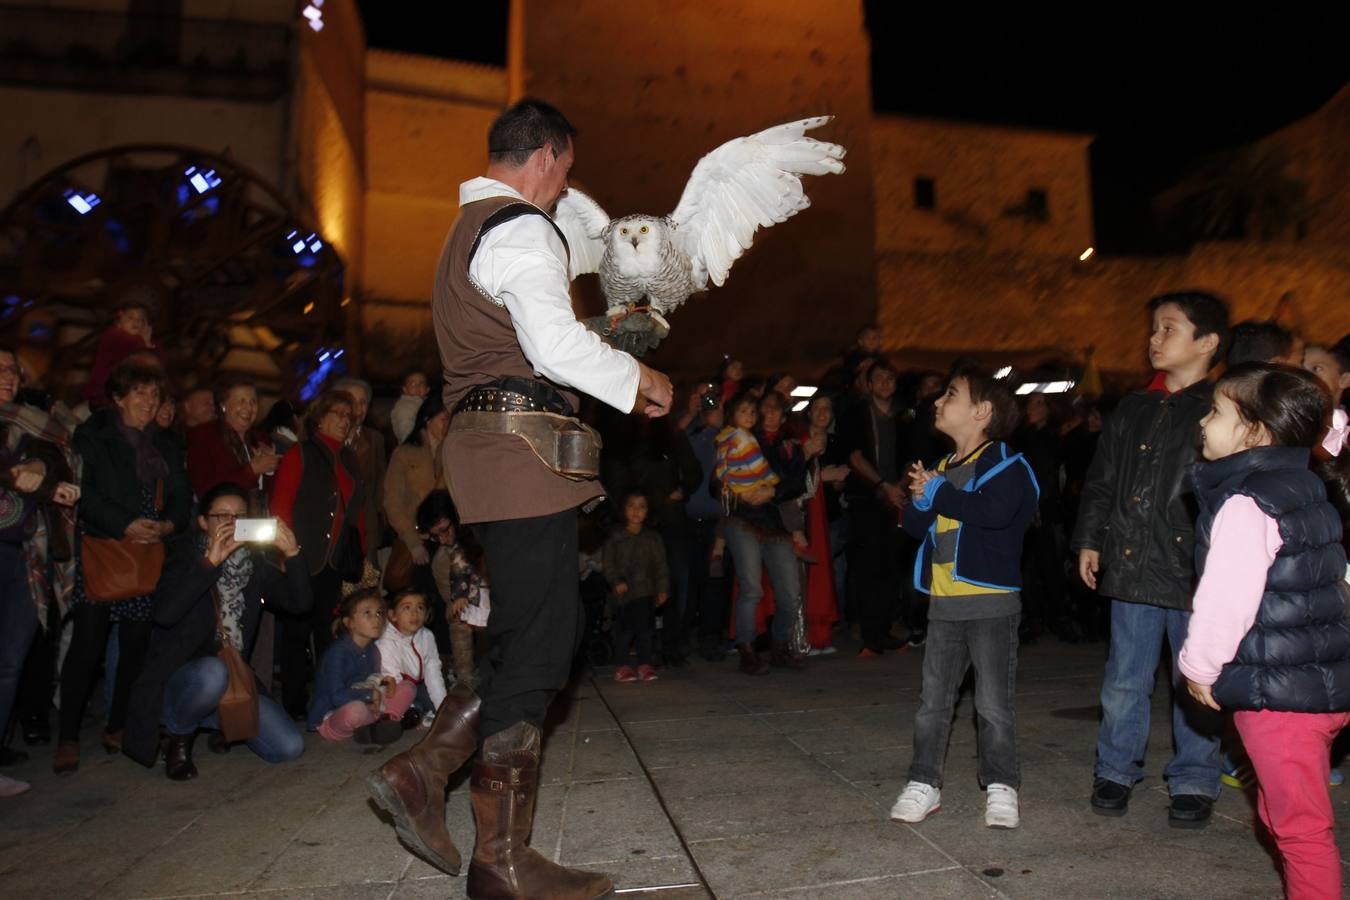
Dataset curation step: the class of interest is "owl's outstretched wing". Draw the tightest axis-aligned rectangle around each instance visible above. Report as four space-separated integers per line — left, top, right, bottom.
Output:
552 188 610 280
669 116 846 290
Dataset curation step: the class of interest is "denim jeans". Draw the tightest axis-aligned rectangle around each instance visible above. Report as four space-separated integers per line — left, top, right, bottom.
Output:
909 614 1020 789
162 656 304 763
724 519 801 644
0 545 38 740
1094 598 1221 798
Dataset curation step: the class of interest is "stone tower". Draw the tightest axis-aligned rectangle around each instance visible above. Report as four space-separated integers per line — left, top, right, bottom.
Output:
511 0 877 378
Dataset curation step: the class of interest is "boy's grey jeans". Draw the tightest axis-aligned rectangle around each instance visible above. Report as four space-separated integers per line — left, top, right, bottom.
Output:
908 613 1021 790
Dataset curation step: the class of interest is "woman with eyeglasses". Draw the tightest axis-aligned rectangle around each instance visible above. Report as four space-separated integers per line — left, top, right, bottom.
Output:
269 389 367 719
123 482 310 780
56 360 192 774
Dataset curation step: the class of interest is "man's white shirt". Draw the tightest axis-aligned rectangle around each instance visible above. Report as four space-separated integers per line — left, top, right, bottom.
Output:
458 177 640 413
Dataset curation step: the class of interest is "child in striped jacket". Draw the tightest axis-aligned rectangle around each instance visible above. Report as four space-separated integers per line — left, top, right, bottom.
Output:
714 393 808 552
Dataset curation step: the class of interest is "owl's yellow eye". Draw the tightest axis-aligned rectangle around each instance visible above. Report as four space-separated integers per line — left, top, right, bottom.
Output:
640 226 649 234
620 228 628 235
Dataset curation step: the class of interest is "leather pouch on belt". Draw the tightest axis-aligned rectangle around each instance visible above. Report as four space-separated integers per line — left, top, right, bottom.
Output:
450 411 602 480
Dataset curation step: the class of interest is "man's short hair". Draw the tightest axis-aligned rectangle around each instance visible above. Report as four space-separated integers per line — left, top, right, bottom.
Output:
1227 319 1296 366
867 359 897 382
488 99 577 168
1148 291 1232 366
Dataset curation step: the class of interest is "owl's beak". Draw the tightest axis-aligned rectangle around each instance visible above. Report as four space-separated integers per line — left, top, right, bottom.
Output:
629 236 640 248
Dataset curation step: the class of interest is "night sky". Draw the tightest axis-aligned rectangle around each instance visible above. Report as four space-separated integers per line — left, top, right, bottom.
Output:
359 3 1349 254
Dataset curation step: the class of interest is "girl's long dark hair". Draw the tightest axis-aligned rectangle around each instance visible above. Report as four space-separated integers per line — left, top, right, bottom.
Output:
1216 363 1328 449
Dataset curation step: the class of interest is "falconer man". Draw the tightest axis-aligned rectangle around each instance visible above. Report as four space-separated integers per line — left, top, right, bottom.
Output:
369 99 672 900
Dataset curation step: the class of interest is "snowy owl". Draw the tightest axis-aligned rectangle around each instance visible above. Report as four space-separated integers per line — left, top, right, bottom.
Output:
553 116 846 355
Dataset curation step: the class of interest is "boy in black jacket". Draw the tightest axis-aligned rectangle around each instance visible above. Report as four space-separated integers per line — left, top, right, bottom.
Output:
1072 291 1230 828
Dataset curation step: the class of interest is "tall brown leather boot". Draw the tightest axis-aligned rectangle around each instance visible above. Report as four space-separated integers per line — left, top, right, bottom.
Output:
367 685 480 874
737 643 769 675
466 722 613 900
770 640 807 670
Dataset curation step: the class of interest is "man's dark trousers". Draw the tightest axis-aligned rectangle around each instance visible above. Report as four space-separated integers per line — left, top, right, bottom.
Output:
473 508 584 741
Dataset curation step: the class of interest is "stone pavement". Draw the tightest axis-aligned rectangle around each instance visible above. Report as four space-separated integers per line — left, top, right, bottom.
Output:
3 637 1348 899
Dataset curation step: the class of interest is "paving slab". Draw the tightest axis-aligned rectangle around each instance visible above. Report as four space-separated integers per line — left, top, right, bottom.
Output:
4 636 1348 898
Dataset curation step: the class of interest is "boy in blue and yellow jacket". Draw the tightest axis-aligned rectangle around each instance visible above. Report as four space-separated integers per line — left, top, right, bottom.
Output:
890 368 1038 830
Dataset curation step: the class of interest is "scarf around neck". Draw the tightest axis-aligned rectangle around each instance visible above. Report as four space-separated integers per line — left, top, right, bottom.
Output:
197 531 254 651
115 415 170 483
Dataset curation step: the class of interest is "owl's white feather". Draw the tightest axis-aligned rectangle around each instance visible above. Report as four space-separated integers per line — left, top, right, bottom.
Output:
671 116 845 289
552 188 611 280
550 116 845 318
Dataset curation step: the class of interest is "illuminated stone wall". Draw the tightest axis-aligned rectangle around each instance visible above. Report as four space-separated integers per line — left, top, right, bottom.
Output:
877 243 1350 380
1257 84 1350 248
363 51 506 316
0 86 287 203
872 115 1094 259
293 0 365 290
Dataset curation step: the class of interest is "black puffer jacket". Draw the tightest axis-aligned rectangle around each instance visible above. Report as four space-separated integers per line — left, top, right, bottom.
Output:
1070 381 1210 609
1192 446 1350 712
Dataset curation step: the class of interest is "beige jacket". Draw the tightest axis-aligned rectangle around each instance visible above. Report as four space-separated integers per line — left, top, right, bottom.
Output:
384 441 441 552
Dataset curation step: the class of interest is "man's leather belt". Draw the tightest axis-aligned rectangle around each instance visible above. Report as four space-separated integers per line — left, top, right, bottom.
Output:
455 377 570 415
451 380 600 480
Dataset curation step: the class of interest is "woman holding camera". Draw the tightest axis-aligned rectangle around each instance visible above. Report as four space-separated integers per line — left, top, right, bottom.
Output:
124 483 311 780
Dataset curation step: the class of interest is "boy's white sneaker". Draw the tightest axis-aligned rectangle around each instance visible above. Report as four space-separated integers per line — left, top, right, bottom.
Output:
890 781 941 823
985 783 1020 829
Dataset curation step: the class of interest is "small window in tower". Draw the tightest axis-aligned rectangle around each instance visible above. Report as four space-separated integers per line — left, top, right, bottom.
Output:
914 177 936 210
1026 188 1049 221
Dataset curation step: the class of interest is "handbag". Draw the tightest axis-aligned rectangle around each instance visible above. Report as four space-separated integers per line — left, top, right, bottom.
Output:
215 601 259 743
81 480 166 603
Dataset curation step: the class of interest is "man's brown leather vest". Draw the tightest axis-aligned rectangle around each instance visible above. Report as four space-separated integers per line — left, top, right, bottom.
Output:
433 196 601 524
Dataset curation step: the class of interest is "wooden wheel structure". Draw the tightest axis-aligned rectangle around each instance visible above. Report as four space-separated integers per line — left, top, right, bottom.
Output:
0 144 348 399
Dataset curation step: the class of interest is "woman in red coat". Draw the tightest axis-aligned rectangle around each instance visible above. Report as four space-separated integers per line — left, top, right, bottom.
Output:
186 376 281 507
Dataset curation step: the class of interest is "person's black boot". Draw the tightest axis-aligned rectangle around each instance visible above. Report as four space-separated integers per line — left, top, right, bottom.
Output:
164 732 199 781
1090 778 1130 816
1168 794 1215 829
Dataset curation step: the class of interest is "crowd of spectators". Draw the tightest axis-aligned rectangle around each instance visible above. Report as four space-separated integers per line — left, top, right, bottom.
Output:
2 301 1346 820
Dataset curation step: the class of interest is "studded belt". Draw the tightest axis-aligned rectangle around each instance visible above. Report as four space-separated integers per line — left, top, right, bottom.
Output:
454 377 570 415
456 388 545 413
450 379 600 480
